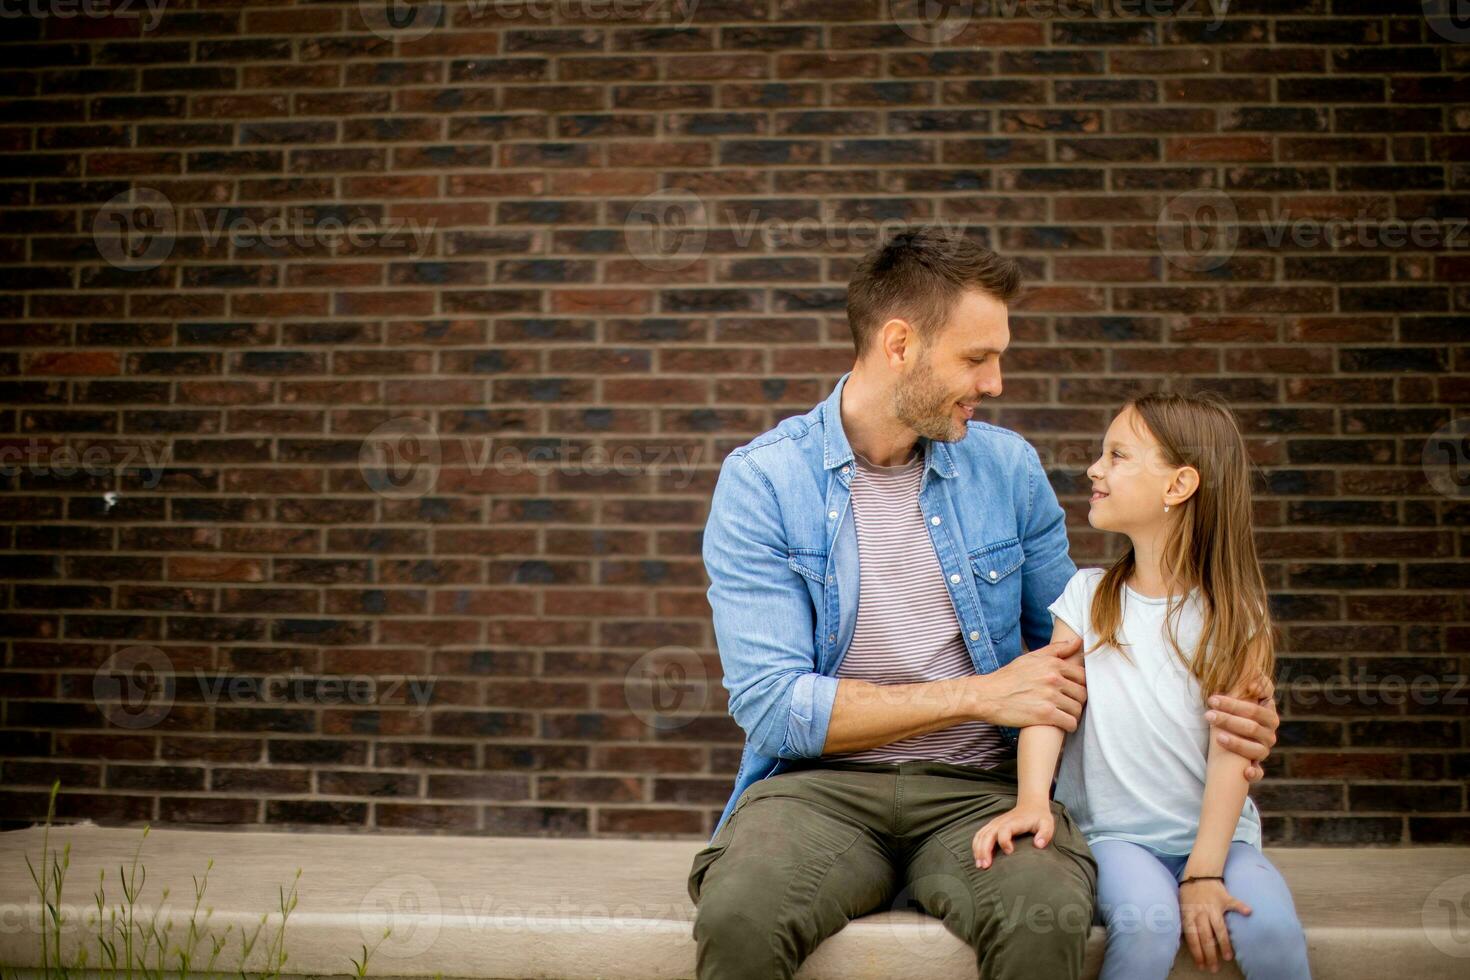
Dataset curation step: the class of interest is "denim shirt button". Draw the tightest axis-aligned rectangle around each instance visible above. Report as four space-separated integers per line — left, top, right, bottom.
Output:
930 515 941 525
969 630 980 641
948 573 960 584
828 633 836 643
989 570 998 580
828 510 838 519
826 575 833 583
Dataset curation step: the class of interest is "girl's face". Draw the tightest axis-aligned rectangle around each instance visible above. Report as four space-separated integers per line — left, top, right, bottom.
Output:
1085 407 1175 534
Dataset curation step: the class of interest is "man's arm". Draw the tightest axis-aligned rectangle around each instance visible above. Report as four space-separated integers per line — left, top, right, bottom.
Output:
823 637 1087 753
1207 672 1280 783
827 440 1088 753
705 450 1087 761
823 676 999 756
702 451 836 760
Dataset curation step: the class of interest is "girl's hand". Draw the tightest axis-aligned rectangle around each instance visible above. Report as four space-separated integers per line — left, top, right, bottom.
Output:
1179 878 1252 973
971 800 1055 869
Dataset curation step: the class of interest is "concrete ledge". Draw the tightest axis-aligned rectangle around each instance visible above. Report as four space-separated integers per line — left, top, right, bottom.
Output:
1 825 1466 978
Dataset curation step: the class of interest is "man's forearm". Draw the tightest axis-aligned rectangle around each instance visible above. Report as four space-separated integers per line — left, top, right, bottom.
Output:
820 676 978 755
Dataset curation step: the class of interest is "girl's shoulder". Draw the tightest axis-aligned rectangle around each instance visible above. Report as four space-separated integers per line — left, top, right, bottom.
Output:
1051 567 1108 634
1066 566 1107 595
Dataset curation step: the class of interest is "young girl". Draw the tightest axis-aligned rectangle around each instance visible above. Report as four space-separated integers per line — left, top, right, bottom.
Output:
971 392 1311 979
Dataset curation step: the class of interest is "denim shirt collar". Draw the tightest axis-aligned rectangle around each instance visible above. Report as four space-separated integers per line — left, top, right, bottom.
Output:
819 370 959 481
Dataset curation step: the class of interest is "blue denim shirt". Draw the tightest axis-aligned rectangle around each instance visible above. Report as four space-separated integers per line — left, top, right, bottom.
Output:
702 370 1077 842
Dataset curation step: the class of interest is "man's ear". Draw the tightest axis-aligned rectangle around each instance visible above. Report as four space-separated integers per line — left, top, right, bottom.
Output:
880 316 917 371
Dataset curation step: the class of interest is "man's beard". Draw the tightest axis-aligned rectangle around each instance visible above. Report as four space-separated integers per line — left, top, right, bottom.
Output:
892 351 967 443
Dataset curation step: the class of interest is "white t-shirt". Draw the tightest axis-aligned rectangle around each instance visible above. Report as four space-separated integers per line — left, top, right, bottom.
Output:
1048 567 1262 857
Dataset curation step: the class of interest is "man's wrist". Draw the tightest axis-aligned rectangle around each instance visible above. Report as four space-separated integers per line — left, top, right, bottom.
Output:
963 673 995 725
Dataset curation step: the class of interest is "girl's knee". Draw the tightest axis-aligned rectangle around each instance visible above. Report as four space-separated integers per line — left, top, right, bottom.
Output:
1228 909 1308 960
1101 923 1180 980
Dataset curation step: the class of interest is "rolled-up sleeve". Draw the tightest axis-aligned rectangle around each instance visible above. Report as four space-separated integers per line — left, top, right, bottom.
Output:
1018 441 1077 653
702 451 838 760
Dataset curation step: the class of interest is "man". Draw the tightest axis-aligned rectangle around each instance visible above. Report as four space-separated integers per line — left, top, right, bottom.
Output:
687 229 1281 980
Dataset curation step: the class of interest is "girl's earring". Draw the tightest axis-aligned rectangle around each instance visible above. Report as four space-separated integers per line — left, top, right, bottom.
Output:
1163 504 1171 512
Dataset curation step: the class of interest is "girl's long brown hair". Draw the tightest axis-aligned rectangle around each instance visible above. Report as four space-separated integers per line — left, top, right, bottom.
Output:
1088 391 1275 701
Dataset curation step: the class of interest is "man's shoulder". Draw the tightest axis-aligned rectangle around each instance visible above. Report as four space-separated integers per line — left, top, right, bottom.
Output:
720 404 1043 481
955 418 1042 475
960 418 1035 453
723 402 825 471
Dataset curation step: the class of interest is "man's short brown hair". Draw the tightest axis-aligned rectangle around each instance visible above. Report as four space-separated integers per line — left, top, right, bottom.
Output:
845 228 1021 357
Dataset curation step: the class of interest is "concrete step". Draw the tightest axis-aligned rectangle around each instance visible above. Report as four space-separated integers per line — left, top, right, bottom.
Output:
1 825 1466 979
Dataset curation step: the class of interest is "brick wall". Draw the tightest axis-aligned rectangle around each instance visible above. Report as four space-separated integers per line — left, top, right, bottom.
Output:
1 2 1466 844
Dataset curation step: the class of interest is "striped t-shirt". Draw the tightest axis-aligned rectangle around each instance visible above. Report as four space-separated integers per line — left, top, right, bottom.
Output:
821 447 1008 767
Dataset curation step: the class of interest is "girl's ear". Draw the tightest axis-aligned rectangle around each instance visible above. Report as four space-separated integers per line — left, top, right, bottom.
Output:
1164 464 1200 508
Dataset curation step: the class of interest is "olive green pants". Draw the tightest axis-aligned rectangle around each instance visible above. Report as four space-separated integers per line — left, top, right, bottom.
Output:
687 758 1097 980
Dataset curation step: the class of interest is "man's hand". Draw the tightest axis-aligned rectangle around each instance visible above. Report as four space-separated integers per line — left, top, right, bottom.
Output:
1206 674 1279 783
970 637 1086 731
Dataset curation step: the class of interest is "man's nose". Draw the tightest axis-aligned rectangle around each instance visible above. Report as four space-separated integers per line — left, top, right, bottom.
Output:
983 365 1003 398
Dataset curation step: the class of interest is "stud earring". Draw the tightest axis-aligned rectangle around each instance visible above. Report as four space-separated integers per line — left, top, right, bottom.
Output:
1163 504 1171 512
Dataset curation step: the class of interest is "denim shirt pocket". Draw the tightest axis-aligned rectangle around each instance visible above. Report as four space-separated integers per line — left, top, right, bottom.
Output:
968 537 1025 650
787 548 828 608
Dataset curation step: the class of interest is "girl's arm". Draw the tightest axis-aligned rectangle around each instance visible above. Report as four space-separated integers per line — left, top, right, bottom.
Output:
1185 640 1273 883
1017 615 1080 806
1180 674 1262 971
1184 733 1250 882
1015 722 1065 810
972 616 1078 868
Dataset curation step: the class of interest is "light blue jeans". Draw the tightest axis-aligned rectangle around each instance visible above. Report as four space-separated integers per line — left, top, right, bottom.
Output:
1093 839 1311 980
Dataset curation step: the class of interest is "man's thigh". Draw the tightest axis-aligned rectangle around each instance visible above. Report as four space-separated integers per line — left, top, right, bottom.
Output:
688 767 899 921
901 784 1098 976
